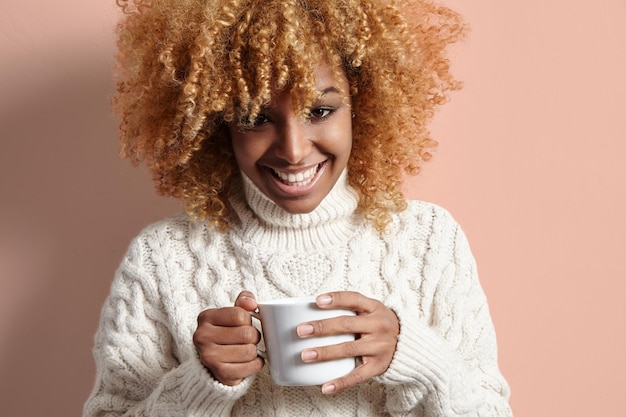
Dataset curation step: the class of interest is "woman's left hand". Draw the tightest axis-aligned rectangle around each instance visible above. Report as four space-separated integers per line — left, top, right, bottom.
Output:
296 291 400 394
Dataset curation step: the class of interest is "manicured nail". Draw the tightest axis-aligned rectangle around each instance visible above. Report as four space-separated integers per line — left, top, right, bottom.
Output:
297 324 314 336
317 294 332 305
322 384 336 394
301 350 318 361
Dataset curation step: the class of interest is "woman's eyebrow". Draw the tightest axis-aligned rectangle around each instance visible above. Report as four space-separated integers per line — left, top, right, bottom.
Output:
318 86 341 96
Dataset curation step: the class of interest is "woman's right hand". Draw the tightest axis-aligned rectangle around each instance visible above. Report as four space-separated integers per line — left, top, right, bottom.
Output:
193 291 264 385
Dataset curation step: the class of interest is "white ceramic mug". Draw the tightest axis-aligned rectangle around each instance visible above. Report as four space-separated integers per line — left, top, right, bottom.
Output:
250 295 357 386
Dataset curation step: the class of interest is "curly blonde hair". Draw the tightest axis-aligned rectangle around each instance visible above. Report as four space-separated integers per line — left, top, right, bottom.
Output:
113 0 465 231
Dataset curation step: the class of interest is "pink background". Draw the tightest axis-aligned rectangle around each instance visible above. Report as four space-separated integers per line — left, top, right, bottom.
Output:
1 0 625 416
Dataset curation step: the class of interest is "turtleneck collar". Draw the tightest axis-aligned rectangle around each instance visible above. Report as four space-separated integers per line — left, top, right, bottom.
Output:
229 169 363 250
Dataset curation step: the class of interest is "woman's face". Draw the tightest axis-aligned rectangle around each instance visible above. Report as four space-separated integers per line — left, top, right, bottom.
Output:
228 64 353 214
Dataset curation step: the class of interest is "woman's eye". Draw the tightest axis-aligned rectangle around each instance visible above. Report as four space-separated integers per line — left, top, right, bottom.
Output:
253 114 270 125
309 107 333 120
254 114 270 125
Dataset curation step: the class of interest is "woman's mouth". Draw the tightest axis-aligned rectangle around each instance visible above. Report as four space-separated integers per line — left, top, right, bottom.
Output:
271 163 323 187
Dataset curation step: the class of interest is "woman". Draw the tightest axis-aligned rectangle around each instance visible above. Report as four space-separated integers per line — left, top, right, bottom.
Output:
84 0 513 415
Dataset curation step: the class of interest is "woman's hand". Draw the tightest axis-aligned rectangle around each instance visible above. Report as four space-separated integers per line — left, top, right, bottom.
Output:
193 291 264 386
296 291 400 394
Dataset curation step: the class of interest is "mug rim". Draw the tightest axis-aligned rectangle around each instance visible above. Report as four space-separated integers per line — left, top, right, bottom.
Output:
257 295 317 306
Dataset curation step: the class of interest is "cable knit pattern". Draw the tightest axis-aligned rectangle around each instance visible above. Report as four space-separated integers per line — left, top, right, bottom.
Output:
84 171 512 416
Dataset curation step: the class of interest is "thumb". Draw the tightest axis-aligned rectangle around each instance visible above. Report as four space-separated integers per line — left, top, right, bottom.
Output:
235 291 258 311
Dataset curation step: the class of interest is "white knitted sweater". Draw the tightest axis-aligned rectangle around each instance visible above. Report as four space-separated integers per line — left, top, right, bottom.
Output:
84 171 512 416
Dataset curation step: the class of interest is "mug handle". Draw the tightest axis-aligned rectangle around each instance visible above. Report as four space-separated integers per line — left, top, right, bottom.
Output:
249 311 268 359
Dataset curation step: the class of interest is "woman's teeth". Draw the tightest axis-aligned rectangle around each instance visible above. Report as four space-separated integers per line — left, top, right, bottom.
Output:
273 164 319 186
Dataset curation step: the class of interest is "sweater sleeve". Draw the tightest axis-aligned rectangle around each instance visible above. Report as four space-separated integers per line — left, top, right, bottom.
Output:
376 211 513 417
83 233 252 417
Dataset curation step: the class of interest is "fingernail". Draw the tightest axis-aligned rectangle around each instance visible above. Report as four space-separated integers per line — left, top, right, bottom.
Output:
301 350 317 361
297 324 314 336
317 294 332 305
322 383 336 394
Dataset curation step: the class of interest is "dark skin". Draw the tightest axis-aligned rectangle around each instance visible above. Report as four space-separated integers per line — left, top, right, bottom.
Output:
193 290 400 394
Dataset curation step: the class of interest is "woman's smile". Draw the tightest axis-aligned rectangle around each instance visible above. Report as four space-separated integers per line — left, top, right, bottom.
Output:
263 161 328 197
271 163 323 187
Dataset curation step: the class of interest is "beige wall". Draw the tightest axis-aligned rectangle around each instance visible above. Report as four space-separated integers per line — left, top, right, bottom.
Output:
1 1 624 416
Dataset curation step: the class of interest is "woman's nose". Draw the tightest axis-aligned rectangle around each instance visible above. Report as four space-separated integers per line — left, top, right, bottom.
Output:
274 117 310 164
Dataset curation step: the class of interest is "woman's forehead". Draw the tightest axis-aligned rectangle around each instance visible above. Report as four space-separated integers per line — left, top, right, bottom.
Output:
265 63 349 103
